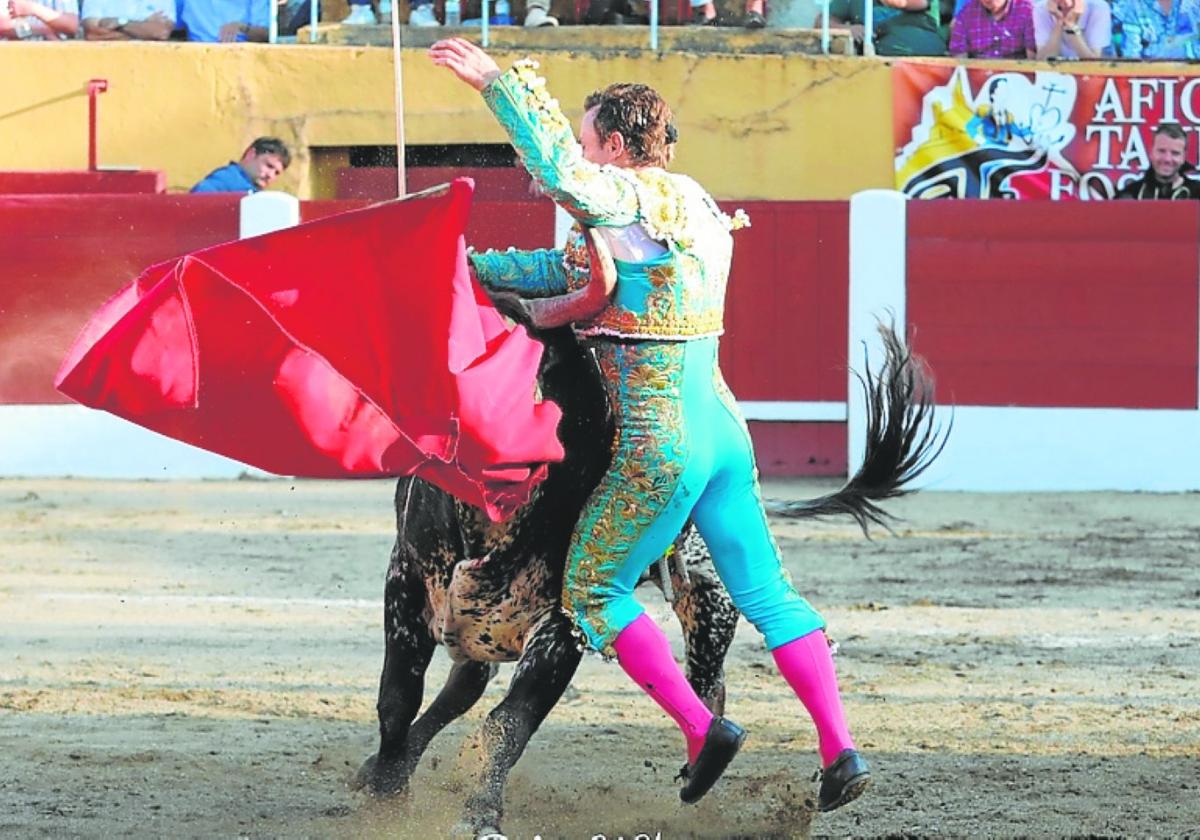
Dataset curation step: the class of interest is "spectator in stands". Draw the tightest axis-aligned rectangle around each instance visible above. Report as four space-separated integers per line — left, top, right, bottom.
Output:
1034 0 1110 56
1116 123 1200 200
192 138 291 193
0 0 79 38
949 0 1037 57
824 0 948 55
402 0 552 26
1111 0 1200 58
180 0 269 41
81 0 174 39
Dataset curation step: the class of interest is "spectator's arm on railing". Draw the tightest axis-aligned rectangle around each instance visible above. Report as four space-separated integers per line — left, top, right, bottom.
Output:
7 0 79 37
121 11 173 39
218 20 267 40
83 17 129 38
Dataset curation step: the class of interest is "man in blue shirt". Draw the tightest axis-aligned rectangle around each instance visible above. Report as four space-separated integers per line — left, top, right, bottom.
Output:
191 137 290 193
179 0 269 42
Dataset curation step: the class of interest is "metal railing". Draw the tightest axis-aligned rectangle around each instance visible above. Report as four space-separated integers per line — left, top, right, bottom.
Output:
267 0 865 56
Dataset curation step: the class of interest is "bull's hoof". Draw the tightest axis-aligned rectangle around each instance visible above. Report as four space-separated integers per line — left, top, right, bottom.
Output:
351 752 410 798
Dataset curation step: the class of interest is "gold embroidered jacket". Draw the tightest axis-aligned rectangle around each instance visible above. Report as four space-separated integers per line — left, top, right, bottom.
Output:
471 60 749 341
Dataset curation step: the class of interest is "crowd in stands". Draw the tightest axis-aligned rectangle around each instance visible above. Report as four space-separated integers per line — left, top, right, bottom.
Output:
1 0 1199 59
0 0 768 35
823 0 1200 59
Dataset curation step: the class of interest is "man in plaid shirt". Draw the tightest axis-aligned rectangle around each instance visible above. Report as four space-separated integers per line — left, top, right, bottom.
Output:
950 0 1038 56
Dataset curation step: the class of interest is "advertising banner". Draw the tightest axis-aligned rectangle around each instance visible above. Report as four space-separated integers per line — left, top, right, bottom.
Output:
894 61 1200 199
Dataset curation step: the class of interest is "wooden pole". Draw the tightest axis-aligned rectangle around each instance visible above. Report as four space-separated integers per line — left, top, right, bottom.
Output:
390 7 407 197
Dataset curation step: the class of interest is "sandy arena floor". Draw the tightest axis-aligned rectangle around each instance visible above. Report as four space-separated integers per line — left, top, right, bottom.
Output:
1 477 1197 839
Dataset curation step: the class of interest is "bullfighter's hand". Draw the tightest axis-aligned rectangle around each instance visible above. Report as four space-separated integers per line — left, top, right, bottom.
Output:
429 37 502 92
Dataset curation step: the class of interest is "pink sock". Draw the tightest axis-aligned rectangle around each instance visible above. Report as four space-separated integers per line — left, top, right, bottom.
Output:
772 628 856 767
613 613 714 763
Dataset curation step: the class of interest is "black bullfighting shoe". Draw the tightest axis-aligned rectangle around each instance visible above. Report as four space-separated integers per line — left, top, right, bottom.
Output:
818 748 871 812
679 716 747 804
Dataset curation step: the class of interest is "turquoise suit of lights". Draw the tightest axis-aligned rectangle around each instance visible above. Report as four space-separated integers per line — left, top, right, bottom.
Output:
471 60 824 658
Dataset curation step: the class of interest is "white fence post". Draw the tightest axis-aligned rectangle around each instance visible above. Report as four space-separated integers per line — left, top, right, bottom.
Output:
240 191 301 239
847 189 907 474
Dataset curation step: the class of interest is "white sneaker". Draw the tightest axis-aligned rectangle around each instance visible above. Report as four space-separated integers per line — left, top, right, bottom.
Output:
524 6 558 25
409 3 441 25
342 4 377 24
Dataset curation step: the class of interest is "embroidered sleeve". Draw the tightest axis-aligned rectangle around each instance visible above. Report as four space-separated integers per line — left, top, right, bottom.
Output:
482 60 640 228
469 248 571 298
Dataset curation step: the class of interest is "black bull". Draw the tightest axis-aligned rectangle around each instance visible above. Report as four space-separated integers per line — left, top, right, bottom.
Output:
351 324 943 837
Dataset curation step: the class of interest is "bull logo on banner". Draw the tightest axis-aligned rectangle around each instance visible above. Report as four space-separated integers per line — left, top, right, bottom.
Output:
896 66 1081 200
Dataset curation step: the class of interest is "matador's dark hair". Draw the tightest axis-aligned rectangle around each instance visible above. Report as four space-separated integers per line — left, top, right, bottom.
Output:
584 83 674 168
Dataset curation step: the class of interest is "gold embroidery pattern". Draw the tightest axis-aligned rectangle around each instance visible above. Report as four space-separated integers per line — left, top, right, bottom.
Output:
563 341 688 656
483 62 640 226
561 223 592 292
631 169 691 247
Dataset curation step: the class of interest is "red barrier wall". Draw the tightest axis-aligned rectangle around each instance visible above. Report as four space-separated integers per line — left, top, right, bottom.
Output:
0 170 166 194
337 167 537 202
907 201 1200 410
0 194 241 406
0 192 850 476
0 193 561 407
722 201 848 404
723 201 850 475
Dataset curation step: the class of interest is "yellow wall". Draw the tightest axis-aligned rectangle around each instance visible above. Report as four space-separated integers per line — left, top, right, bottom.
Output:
2 42 893 199
9 44 1200 200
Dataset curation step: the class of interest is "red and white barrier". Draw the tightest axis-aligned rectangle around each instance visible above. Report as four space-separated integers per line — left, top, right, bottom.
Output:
21 188 1193 488
848 190 1200 492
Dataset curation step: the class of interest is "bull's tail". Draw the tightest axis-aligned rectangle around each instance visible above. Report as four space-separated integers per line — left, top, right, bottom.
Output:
764 324 948 534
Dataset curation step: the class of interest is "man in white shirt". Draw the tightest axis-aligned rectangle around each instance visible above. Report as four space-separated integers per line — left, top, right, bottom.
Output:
82 0 174 39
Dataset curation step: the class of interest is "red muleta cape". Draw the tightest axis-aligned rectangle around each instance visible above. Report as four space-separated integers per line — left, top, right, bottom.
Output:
54 178 564 521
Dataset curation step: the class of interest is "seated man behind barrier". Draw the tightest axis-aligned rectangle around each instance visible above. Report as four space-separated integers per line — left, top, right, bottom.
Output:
191 137 291 194
82 0 174 39
180 0 268 41
1115 122 1200 200
1033 0 1110 58
689 0 768 28
0 0 79 39
950 0 1036 57
1111 0 1200 59
824 0 948 55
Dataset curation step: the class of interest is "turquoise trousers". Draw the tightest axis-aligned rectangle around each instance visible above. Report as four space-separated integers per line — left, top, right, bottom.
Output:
563 336 825 657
